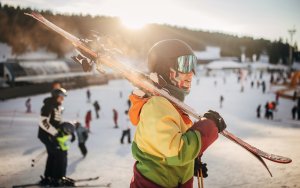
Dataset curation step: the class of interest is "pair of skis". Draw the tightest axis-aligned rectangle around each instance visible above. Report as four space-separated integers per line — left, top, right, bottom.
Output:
24 12 292 177
12 176 111 187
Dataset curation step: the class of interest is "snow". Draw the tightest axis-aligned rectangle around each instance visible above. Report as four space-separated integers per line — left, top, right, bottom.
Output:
0 70 299 188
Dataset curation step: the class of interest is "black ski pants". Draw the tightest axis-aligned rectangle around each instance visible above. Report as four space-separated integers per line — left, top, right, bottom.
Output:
78 142 87 156
121 129 131 144
40 136 67 179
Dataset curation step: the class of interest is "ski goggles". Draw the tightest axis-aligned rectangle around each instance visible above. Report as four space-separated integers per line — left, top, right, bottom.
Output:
176 55 197 74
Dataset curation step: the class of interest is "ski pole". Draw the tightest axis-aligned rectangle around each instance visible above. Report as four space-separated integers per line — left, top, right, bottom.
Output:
31 150 46 167
197 157 204 188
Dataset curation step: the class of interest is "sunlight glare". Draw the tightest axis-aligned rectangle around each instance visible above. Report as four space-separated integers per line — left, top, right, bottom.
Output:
121 16 147 30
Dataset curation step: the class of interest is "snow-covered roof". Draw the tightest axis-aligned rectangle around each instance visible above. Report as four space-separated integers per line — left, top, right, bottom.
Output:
249 62 288 70
205 60 246 69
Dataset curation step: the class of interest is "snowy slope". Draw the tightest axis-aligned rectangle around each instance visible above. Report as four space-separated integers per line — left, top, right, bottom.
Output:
0 71 299 188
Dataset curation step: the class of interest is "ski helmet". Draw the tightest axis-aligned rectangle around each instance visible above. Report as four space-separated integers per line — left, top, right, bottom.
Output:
51 88 67 98
147 39 197 101
60 121 75 135
147 39 197 81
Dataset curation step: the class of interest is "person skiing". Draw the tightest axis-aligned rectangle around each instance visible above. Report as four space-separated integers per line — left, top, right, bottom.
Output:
93 100 100 119
75 121 89 157
120 110 131 144
262 80 266 94
128 39 227 188
86 89 91 103
53 121 76 185
256 104 261 118
264 101 270 119
25 98 31 113
85 110 92 132
267 102 275 120
38 88 75 186
113 108 119 128
220 95 224 108
292 105 297 120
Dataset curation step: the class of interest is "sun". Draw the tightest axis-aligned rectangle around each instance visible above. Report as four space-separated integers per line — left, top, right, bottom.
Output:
120 16 147 30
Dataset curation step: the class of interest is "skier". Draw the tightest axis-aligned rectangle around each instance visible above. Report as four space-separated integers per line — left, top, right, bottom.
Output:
268 102 275 120
262 80 266 93
120 110 131 144
113 108 119 128
128 39 227 188
25 98 31 113
75 121 89 157
85 110 92 132
38 88 75 186
93 100 100 119
292 105 297 120
53 122 76 185
86 89 91 103
264 102 269 119
127 99 131 110
256 104 261 118
275 92 279 105
220 95 224 108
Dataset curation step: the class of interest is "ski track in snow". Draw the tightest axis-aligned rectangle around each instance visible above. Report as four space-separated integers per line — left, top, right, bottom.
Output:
0 71 299 188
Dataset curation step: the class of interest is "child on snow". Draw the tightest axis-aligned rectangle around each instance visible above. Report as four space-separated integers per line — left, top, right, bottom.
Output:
75 122 89 157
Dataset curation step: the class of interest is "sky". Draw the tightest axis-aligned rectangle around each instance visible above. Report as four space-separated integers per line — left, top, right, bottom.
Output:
1 0 300 47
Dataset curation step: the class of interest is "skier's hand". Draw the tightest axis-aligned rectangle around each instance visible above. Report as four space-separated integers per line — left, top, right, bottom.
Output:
203 110 226 133
194 158 208 178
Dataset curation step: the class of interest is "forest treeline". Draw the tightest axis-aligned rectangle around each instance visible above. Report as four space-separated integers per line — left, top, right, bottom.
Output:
0 3 297 64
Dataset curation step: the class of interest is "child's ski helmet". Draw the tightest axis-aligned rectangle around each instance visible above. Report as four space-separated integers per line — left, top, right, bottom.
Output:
60 121 75 135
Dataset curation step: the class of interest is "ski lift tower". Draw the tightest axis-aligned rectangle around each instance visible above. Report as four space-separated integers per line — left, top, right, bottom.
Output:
288 27 296 68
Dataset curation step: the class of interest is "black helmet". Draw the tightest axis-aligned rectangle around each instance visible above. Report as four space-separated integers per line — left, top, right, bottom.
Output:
147 39 197 82
147 39 197 101
51 88 67 98
60 122 75 135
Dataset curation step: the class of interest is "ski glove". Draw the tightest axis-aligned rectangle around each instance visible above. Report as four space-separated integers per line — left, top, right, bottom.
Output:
70 133 76 143
193 158 208 178
203 110 227 133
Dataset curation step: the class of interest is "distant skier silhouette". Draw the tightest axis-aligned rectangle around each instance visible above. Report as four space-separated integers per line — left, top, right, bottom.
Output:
113 109 119 128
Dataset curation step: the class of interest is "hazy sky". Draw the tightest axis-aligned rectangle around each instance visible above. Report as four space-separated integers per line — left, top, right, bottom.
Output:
1 0 299 46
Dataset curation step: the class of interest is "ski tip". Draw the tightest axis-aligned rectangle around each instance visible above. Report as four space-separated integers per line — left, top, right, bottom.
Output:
24 12 43 20
24 12 32 16
273 157 292 164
